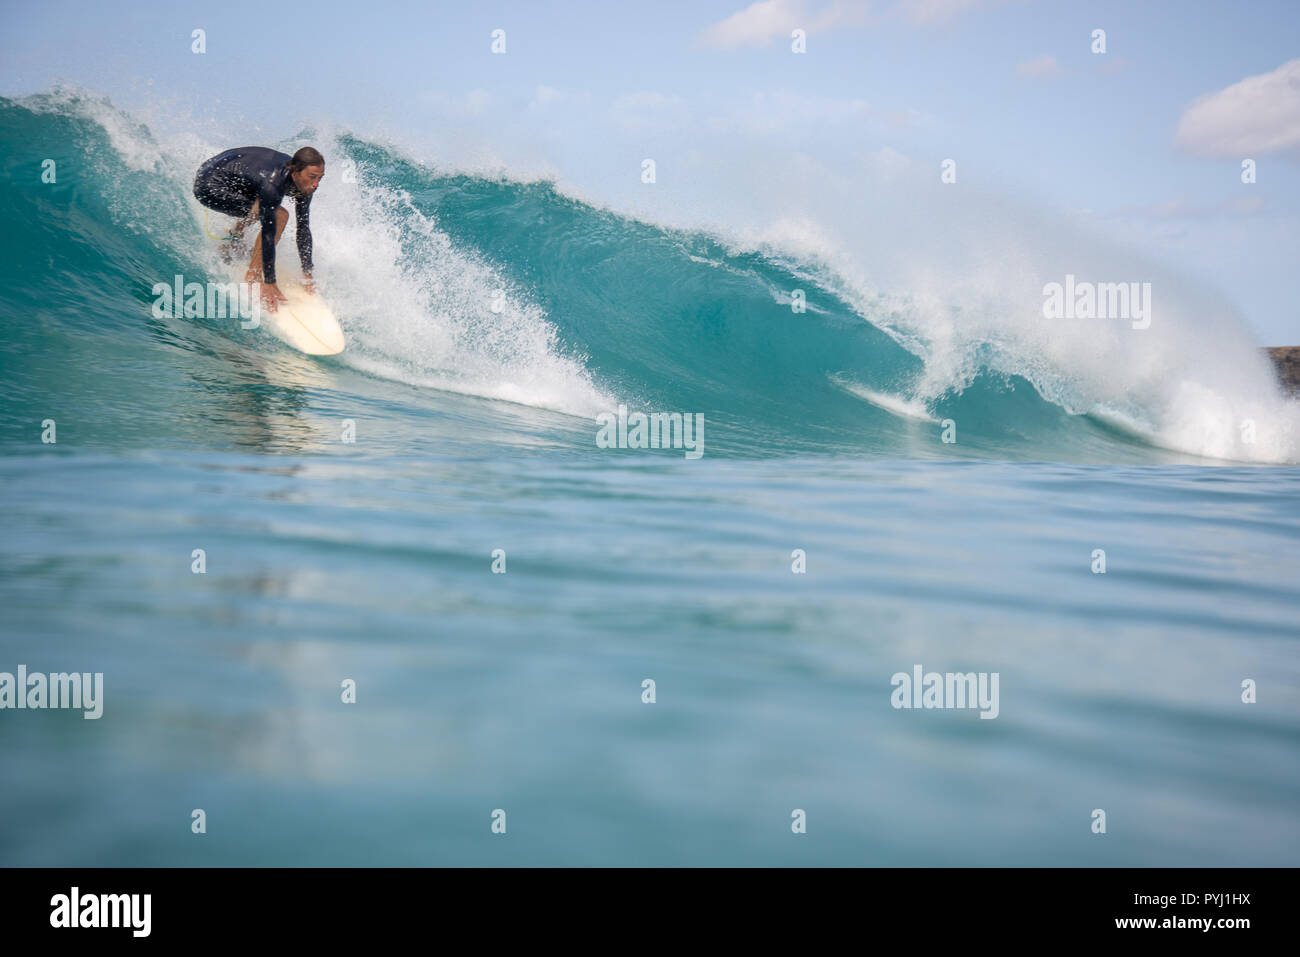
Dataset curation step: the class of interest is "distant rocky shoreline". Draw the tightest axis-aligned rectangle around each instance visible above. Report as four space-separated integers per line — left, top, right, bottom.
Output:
1266 347 1300 394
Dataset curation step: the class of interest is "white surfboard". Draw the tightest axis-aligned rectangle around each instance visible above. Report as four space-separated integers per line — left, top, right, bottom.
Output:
214 228 344 354
261 282 346 356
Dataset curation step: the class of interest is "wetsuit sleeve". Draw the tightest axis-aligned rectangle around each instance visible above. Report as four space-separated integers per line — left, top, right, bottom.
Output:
295 194 314 275
258 180 280 285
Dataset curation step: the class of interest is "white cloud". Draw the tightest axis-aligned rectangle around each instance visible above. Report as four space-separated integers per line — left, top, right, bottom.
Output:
897 0 1035 26
698 0 804 50
1015 54 1063 79
897 0 982 24
1176 58 1300 160
807 0 875 32
697 0 871 50
698 0 1024 47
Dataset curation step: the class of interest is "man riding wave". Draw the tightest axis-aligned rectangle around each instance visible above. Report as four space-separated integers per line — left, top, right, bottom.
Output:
192 146 324 313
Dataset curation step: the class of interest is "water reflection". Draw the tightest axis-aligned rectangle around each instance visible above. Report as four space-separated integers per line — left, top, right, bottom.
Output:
142 305 338 453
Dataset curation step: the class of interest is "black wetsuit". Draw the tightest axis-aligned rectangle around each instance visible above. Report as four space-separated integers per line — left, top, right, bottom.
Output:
193 147 313 285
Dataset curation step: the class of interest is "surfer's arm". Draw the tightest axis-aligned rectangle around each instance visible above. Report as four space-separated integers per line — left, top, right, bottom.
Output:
295 194 314 290
244 188 289 312
257 182 281 285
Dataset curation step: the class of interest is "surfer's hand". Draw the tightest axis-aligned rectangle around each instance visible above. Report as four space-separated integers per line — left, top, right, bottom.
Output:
244 268 262 285
260 283 287 314
303 274 315 295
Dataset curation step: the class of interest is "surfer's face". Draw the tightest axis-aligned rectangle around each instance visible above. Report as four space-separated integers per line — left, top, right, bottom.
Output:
294 164 324 196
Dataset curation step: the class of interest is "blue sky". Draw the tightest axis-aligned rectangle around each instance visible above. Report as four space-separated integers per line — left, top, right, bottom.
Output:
2 0 1297 342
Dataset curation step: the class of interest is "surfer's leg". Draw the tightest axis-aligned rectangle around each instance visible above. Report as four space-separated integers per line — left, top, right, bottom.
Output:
232 200 258 236
228 200 262 244
195 170 256 261
194 170 252 220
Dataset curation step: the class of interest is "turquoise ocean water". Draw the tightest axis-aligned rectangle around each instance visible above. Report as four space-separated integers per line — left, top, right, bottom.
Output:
1 93 1298 865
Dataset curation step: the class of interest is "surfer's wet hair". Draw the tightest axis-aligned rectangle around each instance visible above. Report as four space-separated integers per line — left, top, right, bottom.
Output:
288 146 325 172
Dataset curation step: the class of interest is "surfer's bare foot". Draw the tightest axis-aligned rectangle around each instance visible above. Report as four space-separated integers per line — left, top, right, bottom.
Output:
219 227 248 265
227 214 253 244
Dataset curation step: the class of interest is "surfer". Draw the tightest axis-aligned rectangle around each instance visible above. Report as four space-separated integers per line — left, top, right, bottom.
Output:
192 146 324 313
